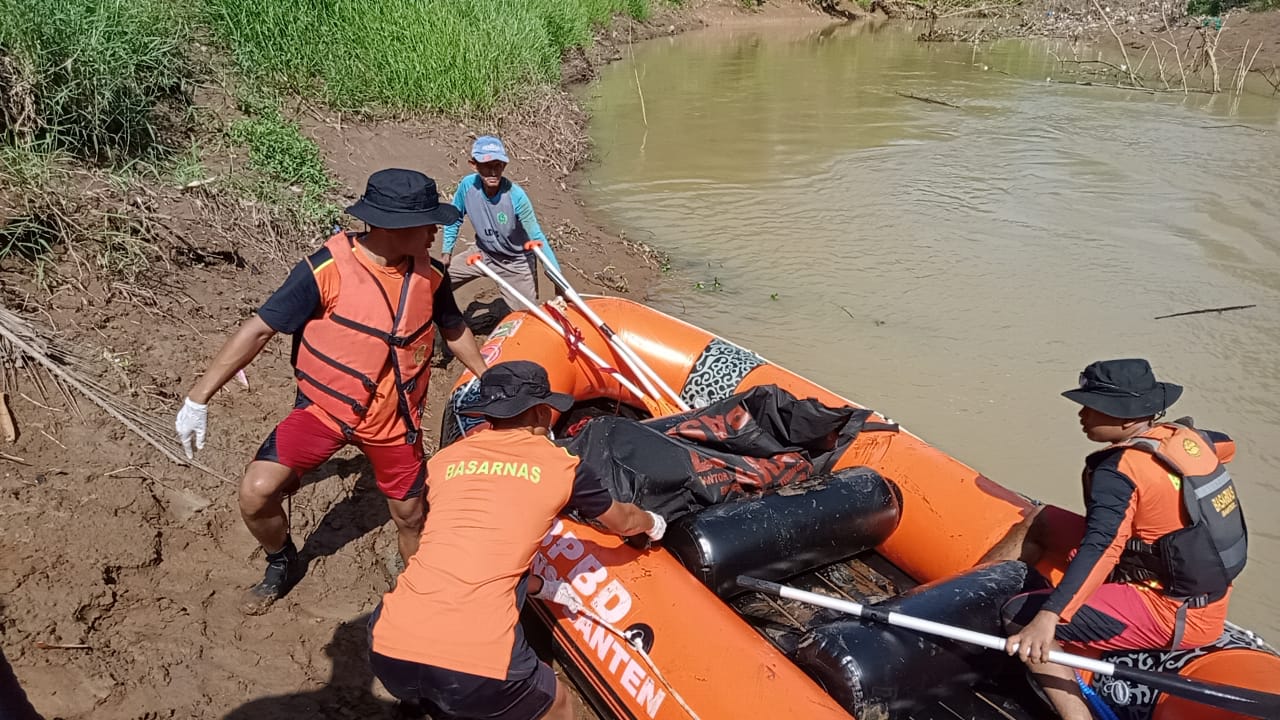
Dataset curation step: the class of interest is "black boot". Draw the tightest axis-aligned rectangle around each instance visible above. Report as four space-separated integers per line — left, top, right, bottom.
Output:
240 537 299 615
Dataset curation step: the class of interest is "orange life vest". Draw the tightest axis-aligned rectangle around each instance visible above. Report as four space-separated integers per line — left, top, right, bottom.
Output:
1096 423 1247 604
294 232 440 443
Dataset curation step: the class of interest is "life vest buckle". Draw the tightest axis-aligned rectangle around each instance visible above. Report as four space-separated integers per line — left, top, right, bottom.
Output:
1125 538 1155 554
1183 593 1212 609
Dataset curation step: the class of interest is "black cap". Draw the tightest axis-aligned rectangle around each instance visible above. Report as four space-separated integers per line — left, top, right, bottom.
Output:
1062 359 1183 419
461 361 574 419
345 168 461 229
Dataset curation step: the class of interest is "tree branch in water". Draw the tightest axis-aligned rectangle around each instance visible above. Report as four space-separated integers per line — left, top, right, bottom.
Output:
895 91 961 108
1090 0 1141 88
1153 305 1257 320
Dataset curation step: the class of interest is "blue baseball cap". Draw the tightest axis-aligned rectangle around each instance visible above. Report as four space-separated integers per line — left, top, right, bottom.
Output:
471 135 509 164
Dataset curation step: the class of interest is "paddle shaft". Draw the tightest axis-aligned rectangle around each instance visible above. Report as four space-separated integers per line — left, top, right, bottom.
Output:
526 242 690 412
464 255 656 409
737 576 1280 719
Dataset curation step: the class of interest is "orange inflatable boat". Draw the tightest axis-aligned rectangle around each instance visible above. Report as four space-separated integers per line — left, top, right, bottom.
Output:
443 296 1279 720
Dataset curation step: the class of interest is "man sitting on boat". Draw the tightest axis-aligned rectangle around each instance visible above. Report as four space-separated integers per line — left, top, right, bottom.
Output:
982 358 1247 720
367 360 666 720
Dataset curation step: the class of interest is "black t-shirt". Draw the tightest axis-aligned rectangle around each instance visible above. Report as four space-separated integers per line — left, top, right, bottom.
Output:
567 461 615 519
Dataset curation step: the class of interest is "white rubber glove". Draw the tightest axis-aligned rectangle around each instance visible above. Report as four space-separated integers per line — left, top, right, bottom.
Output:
645 511 667 542
532 578 585 614
175 397 208 459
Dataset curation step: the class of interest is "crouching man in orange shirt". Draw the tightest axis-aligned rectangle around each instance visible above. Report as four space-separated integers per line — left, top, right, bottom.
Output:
368 360 665 720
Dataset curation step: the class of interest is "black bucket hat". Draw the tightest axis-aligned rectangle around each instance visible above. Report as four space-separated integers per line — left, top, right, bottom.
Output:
1062 359 1183 419
345 168 461 229
460 361 574 419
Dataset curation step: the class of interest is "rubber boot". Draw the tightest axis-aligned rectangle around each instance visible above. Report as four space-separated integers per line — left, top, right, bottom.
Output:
240 537 299 615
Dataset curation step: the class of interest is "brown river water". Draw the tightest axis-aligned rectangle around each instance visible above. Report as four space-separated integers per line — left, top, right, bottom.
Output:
580 20 1280 639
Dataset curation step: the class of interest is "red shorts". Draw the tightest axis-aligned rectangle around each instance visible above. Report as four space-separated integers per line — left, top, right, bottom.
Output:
1003 584 1170 652
254 407 426 501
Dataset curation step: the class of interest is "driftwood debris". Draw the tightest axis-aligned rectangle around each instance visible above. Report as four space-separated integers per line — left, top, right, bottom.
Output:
0 393 15 442
1153 304 1256 320
0 451 29 465
34 641 92 650
0 307 228 481
1201 124 1270 133
895 91 961 108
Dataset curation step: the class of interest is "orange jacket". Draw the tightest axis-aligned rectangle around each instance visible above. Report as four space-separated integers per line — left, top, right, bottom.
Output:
294 232 440 442
1107 423 1245 600
1044 423 1243 647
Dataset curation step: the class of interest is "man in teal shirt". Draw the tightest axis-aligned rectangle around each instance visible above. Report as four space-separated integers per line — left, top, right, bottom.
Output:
442 136 562 308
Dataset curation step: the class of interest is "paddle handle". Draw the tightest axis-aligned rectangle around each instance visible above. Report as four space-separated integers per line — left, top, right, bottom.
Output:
465 255 653 405
741 576 1280 718
526 242 690 412
736 576 1115 676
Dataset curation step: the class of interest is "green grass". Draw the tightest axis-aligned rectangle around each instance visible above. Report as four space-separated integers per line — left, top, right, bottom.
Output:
3 0 666 265
0 0 193 164
0 146 69 261
0 146 156 277
202 0 656 112
229 108 331 194
228 99 339 229
169 143 209 187
1187 0 1277 12
224 85 339 229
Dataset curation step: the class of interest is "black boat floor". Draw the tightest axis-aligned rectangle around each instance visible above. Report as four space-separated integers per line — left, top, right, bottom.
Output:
733 553 1053 720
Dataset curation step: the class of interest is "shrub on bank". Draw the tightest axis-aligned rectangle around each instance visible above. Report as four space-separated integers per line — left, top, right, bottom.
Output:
1186 0 1278 13
0 0 192 163
228 95 340 229
202 0 655 112
1 0 661 263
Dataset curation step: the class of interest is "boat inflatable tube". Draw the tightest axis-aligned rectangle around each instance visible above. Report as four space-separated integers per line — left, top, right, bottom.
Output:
664 467 901 598
1152 648 1280 720
1085 622 1280 720
795 560 1029 719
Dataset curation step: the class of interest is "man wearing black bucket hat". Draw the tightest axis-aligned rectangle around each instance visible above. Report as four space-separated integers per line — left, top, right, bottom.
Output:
369 360 665 720
985 359 1248 720
176 168 489 614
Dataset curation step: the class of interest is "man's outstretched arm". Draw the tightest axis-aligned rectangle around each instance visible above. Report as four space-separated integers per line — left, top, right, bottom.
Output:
186 315 277 404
